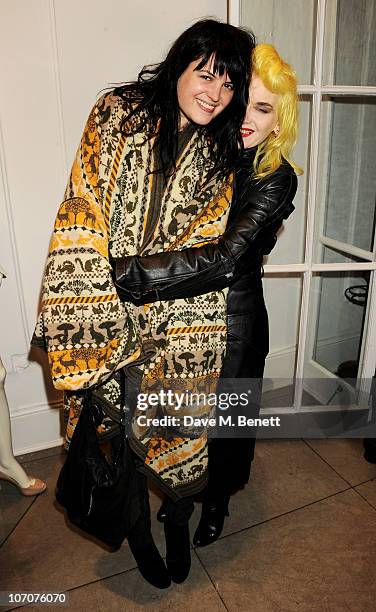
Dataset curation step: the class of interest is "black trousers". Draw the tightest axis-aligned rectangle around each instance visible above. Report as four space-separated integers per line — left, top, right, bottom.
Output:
204 311 267 501
205 438 257 501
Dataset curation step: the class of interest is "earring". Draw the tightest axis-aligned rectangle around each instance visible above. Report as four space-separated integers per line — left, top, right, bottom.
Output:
274 126 280 136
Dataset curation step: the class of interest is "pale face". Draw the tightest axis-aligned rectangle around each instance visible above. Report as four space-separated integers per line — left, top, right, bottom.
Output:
177 56 234 129
241 74 279 148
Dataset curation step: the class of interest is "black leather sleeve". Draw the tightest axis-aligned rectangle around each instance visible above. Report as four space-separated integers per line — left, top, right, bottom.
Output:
113 167 297 304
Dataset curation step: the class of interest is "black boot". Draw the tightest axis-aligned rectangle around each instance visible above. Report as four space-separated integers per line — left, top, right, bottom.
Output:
193 496 230 547
164 519 191 583
364 438 376 464
127 517 171 589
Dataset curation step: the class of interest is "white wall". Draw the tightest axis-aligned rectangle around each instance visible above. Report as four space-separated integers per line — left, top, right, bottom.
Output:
0 0 227 454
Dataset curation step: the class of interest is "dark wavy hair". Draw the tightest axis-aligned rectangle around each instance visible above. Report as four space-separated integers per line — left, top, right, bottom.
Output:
113 19 255 178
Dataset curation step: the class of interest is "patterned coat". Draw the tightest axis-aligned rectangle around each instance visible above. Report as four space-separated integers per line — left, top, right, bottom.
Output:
32 90 232 499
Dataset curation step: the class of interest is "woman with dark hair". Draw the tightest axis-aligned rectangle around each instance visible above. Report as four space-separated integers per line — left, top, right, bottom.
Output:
115 19 252 180
113 43 302 547
32 19 255 589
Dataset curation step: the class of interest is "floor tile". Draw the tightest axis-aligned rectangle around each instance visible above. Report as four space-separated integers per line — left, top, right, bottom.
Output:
21 448 65 482
1 446 193 596
14 555 226 612
0 450 63 545
0 482 34 547
197 489 376 612
16 445 63 466
0 452 164 594
215 439 349 540
305 438 376 485
1 438 364 608
355 478 376 509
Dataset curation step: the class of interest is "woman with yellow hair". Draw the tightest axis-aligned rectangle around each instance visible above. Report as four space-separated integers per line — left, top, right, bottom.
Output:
114 44 302 548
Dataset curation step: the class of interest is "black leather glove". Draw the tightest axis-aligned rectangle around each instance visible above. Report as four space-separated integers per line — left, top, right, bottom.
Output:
112 165 297 304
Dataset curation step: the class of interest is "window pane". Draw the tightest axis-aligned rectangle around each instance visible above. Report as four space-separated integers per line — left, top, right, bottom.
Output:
314 96 376 262
266 97 311 265
314 272 369 379
323 0 376 86
240 0 316 85
321 245 367 265
304 267 370 386
301 267 373 437
261 275 302 408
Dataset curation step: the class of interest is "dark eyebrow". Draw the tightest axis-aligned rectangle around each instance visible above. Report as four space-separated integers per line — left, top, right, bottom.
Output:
255 101 274 110
200 69 216 77
197 68 232 82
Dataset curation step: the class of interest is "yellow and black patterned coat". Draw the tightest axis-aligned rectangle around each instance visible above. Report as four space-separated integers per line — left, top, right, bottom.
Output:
32 90 232 499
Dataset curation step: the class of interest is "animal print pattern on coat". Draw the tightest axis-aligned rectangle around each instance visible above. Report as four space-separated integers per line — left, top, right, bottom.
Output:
32 90 232 498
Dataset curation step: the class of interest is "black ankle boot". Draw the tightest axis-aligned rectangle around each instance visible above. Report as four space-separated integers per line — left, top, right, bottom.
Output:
127 518 171 589
164 520 191 583
193 497 230 547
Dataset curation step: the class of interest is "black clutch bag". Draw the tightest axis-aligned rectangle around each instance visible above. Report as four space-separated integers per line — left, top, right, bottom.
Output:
56 373 140 549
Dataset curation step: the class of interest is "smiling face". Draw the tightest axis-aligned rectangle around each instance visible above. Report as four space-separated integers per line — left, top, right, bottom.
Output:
241 74 280 148
177 56 234 128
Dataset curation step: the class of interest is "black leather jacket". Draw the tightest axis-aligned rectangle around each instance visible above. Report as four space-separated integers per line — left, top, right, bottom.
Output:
112 147 297 313
112 149 297 487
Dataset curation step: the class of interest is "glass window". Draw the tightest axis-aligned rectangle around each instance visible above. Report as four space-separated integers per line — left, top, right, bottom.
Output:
240 0 316 85
266 97 311 265
262 275 302 407
305 265 370 382
314 96 376 261
323 0 376 86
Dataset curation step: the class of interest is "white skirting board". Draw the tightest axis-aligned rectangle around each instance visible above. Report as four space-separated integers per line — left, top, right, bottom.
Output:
8 347 297 456
10 401 64 456
263 345 296 391
10 340 356 455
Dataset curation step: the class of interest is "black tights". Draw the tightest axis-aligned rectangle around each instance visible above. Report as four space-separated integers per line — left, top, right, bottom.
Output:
123 440 194 538
115 435 256 538
125 436 256 530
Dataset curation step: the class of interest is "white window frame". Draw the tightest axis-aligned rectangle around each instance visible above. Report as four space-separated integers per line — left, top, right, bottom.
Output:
228 0 376 413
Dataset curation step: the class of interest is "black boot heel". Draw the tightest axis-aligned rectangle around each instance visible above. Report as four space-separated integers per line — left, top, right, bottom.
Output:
128 520 171 589
193 498 230 547
164 520 191 583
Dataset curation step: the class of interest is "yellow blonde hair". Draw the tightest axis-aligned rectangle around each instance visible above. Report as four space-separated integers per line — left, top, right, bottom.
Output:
251 44 303 179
